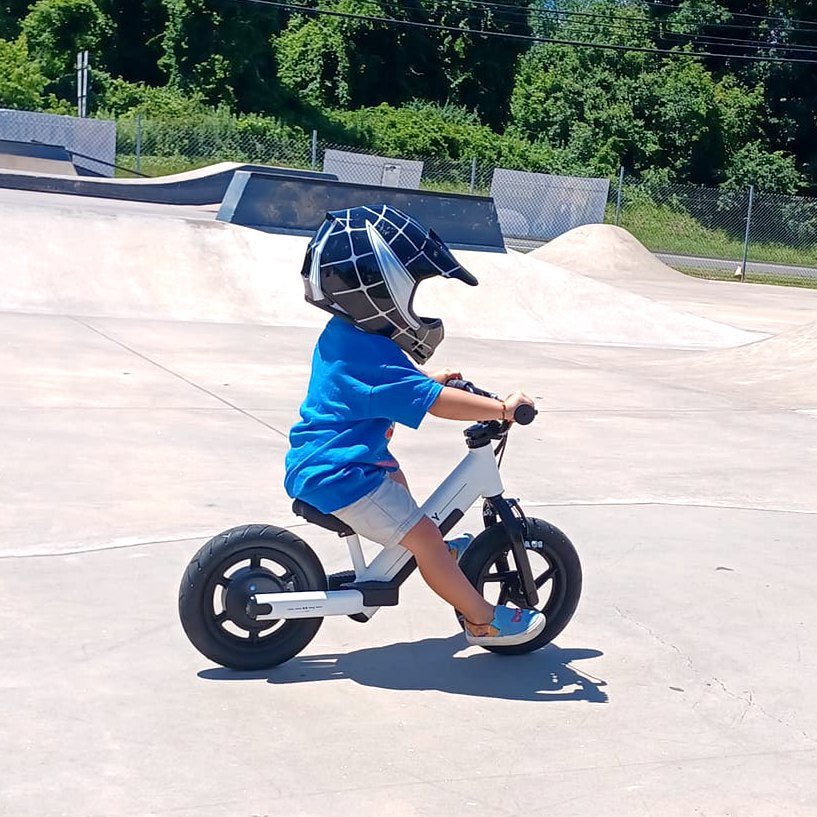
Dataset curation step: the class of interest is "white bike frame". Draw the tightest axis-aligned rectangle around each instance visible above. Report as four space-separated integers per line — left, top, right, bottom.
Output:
251 440 504 622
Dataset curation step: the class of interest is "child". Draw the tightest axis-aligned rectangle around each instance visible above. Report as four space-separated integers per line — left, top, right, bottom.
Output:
285 205 544 646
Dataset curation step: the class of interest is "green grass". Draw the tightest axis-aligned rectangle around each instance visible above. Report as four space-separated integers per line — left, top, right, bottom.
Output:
674 265 817 289
617 202 817 269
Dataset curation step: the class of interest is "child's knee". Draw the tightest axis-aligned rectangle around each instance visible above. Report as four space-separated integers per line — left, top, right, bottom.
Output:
400 515 446 554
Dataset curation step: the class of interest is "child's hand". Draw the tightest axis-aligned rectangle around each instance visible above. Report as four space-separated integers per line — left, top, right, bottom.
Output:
426 368 462 385
503 391 535 422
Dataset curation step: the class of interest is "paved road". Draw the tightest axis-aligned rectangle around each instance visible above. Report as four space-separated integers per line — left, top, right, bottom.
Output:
506 236 817 281
658 252 817 280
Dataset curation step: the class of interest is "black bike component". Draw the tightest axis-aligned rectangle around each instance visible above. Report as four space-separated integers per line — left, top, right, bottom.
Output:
327 570 357 589
457 517 583 655
439 509 464 536
445 378 497 399
464 420 507 449
178 524 327 670
486 495 539 608
292 499 354 537
506 498 528 528
482 499 498 530
513 403 537 425
338 580 400 607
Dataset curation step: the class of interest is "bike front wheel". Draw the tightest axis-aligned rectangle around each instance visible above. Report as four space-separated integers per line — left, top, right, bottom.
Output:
457 517 582 654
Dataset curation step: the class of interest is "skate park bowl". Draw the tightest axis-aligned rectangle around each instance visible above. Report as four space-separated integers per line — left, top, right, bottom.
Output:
1 175 817 817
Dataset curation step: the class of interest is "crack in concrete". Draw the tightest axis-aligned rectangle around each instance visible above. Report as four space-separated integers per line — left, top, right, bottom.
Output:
613 606 817 746
70 317 288 439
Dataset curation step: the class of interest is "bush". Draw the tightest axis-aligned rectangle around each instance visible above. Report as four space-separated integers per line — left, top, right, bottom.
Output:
330 102 569 173
115 106 311 169
0 36 48 110
96 75 209 118
724 141 803 195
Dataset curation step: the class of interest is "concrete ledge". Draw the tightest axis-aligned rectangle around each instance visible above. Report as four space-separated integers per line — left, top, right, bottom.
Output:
0 162 336 205
217 171 506 250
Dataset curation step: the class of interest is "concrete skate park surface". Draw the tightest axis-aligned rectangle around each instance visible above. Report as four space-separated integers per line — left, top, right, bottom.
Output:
1 186 817 817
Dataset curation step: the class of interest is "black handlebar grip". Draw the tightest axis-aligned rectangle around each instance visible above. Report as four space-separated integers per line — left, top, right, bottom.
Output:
513 403 537 425
444 378 496 399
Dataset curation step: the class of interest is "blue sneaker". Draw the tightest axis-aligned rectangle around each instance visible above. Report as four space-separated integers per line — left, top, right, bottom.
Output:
446 533 473 562
465 605 546 647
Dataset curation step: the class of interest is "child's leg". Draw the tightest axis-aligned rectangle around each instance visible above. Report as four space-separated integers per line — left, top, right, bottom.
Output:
388 470 493 625
400 515 494 626
333 471 495 628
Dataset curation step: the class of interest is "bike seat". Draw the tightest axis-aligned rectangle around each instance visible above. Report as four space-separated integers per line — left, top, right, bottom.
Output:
292 499 354 537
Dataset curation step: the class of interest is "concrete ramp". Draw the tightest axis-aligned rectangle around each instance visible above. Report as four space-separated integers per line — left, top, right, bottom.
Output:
0 161 333 205
0 194 764 350
0 139 76 175
529 223 817 336
642 320 817 407
531 223 689 284
421 249 763 349
216 170 505 250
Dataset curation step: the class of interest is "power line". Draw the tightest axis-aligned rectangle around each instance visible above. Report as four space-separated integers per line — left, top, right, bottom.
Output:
244 0 817 63
436 0 817 45
456 0 817 32
640 0 817 29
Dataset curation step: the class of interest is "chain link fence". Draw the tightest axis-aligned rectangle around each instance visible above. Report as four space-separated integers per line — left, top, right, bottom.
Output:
110 115 817 289
612 177 817 288
0 108 116 176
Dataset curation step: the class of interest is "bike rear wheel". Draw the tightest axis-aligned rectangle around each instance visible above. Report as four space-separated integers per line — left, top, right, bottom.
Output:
457 518 582 654
178 524 327 670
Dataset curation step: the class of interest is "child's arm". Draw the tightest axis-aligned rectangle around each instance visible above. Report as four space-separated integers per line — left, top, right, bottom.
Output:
420 367 462 385
428 388 533 423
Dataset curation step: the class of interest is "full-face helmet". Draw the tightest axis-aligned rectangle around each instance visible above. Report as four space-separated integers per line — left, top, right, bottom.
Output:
300 204 478 363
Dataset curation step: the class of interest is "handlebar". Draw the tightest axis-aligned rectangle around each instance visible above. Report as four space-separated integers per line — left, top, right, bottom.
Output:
444 378 537 426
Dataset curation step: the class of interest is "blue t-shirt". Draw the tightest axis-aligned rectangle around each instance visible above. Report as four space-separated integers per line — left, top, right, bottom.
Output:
284 317 443 514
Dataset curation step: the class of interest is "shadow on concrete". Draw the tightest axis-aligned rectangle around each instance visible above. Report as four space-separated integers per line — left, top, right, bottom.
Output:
199 636 608 702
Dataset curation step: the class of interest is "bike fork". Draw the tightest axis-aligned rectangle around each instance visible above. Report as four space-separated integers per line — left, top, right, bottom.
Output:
486 495 540 608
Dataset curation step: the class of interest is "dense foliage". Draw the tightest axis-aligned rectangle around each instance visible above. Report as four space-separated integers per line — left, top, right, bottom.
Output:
1 0 815 192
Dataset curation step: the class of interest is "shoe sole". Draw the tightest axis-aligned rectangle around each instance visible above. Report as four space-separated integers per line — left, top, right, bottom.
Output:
465 614 546 647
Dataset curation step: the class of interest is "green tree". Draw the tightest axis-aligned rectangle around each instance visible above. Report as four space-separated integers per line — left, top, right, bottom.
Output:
662 0 731 36
0 36 49 109
99 0 166 85
160 0 284 111
724 140 802 194
415 0 533 127
21 0 114 100
510 2 660 177
276 1 428 111
0 0 31 39
642 56 720 181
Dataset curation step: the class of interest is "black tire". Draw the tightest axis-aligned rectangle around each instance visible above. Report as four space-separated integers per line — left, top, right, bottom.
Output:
178 524 327 670
457 517 582 655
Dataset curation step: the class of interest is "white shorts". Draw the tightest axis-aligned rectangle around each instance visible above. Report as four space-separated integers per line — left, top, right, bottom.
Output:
332 475 425 547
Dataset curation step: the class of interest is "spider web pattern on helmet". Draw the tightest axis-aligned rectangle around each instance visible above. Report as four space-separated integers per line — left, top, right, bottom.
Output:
303 204 472 363
320 206 436 354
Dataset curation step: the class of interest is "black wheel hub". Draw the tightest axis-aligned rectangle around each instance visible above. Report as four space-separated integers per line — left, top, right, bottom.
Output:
223 566 287 630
